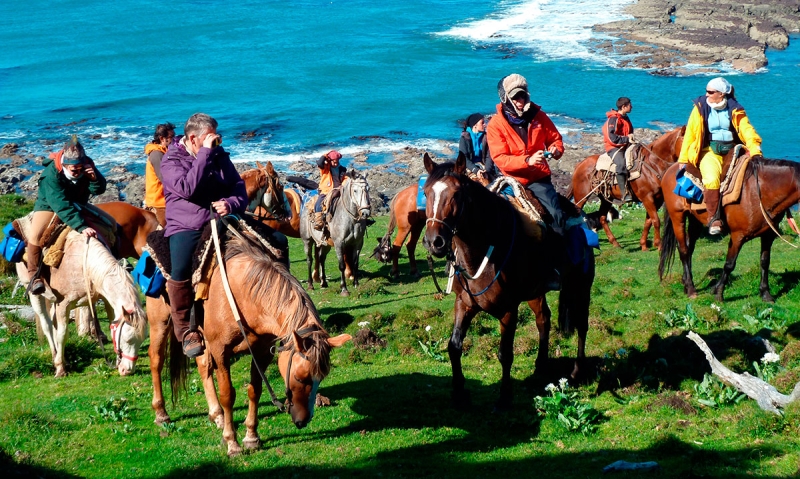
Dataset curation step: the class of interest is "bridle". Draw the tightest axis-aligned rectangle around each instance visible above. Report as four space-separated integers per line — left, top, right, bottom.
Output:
276 325 321 408
340 176 371 221
248 171 288 222
110 318 139 362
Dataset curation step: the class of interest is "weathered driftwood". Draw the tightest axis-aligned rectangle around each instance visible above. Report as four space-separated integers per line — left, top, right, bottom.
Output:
687 332 800 415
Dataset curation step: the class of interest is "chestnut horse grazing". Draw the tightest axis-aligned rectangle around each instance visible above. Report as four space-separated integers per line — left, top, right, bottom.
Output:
570 126 685 250
659 154 800 303
16 233 147 377
422 153 595 409
154 235 350 456
373 183 426 278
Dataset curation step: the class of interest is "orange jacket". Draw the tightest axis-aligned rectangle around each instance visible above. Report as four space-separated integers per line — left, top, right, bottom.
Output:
487 103 564 186
318 164 347 195
603 110 633 152
144 143 166 208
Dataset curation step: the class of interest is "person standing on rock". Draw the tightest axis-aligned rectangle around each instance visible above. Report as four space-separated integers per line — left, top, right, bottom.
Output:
603 97 635 202
144 122 175 227
678 77 763 235
26 136 107 295
161 113 247 358
458 113 496 183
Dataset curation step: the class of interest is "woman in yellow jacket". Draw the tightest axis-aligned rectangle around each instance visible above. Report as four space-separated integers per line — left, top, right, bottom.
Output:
144 122 175 227
678 77 763 235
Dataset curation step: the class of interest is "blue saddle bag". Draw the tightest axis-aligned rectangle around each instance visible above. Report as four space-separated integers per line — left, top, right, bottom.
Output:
0 223 25 263
674 166 704 203
132 250 166 298
416 175 428 211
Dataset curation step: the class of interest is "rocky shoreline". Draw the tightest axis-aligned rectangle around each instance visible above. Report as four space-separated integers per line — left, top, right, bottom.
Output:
0 127 663 215
592 0 800 74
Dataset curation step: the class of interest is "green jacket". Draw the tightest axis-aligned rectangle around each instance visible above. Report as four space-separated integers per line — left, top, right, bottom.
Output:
33 158 107 232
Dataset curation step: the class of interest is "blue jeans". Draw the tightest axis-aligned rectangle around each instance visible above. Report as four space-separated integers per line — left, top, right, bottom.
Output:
169 230 202 281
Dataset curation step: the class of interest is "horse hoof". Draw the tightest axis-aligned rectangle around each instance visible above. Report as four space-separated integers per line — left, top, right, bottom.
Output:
340 290 350 297
761 293 775 304
307 285 315 292
320 282 329 289
154 413 171 426
54 368 67 378
243 436 261 450
227 444 242 457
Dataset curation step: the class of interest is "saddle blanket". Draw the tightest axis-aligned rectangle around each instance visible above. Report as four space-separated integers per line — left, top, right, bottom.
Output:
595 148 642 181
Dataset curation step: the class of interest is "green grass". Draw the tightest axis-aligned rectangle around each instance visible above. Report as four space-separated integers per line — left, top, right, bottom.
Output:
1 203 800 478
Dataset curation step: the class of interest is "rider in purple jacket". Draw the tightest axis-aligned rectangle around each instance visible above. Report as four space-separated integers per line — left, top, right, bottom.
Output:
161 112 247 357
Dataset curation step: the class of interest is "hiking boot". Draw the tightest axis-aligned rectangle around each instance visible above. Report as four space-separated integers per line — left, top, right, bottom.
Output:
617 174 633 203
312 212 325 231
25 244 45 296
704 188 722 235
182 330 205 358
708 220 723 236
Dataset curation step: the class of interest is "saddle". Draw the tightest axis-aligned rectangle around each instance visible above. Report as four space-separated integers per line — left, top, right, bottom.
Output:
144 216 288 301
13 206 119 268
687 145 751 211
595 145 643 180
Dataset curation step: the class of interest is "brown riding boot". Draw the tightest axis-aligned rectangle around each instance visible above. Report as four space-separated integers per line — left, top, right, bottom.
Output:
312 212 325 231
167 279 204 358
25 244 45 295
704 188 722 235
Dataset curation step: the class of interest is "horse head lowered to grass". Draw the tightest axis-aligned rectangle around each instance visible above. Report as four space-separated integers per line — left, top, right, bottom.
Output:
421 152 595 410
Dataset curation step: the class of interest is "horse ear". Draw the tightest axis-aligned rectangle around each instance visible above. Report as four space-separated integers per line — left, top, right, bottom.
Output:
293 331 307 355
423 153 436 174
454 151 467 176
266 161 276 175
256 160 264 169
327 334 352 348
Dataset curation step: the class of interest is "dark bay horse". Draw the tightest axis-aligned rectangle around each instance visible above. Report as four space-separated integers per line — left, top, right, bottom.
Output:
570 126 685 250
659 153 800 302
149 235 351 456
373 183 426 278
421 153 595 409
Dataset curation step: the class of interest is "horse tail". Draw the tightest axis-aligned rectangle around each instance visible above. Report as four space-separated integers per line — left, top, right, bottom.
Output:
385 194 399 238
658 211 676 281
557 251 594 337
168 328 189 405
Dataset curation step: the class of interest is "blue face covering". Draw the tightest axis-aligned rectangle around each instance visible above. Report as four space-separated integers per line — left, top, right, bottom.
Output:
469 129 484 160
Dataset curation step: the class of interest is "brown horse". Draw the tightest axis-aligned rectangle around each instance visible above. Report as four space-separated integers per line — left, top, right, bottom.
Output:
149 234 350 456
95 202 161 258
372 183 426 278
659 153 800 303
421 153 595 409
570 126 685 250
241 161 302 238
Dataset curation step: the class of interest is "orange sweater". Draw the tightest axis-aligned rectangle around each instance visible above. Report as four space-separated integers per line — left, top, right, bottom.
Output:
144 143 166 208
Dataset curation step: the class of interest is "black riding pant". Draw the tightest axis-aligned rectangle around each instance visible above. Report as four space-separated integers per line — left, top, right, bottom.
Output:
526 176 565 236
609 146 627 174
169 230 202 281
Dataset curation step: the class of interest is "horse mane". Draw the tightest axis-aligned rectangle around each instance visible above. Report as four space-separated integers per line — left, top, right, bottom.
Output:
423 161 459 188
75 234 147 336
224 237 331 379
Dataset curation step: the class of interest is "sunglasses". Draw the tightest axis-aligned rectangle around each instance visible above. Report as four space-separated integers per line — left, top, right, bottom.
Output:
706 90 719 95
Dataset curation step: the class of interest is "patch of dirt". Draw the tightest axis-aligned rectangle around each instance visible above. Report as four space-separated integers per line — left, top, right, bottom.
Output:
353 329 387 349
647 391 697 415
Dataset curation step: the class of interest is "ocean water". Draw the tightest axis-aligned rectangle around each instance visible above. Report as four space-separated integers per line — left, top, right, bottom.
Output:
1 0 798 175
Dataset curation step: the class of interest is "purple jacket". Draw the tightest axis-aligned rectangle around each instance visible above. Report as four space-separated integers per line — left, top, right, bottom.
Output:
161 136 247 236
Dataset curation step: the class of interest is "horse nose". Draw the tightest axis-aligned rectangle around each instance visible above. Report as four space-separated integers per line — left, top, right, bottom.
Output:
294 418 309 429
432 235 447 251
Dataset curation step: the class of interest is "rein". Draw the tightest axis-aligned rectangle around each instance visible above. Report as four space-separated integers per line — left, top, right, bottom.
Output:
210 211 285 411
753 160 799 249
83 236 115 369
454 210 517 298
340 178 370 221
276 325 319 407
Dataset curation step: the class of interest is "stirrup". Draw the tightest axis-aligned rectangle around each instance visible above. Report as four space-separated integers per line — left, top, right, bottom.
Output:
28 278 46 296
182 331 205 358
708 221 723 236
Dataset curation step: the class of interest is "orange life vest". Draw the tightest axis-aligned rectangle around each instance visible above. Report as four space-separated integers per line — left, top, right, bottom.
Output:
144 143 166 208
602 110 633 152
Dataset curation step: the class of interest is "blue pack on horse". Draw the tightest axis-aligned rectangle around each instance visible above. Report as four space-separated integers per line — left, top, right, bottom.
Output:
660 147 800 302
421 152 596 410
300 171 371 296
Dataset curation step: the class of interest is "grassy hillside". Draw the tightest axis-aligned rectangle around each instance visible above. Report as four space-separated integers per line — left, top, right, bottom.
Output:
1 202 799 478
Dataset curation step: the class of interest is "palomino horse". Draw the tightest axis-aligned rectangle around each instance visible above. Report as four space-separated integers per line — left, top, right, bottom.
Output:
150 233 350 456
372 183 426 278
300 172 372 296
659 153 800 303
16 232 147 377
422 153 595 409
570 126 685 250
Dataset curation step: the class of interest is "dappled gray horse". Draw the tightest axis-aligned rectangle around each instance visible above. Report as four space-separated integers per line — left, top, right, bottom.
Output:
300 172 371 296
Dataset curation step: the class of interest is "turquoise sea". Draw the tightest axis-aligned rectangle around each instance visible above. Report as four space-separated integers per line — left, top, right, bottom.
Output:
2 0 799 174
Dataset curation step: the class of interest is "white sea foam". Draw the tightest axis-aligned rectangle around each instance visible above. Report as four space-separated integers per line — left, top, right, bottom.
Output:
437 0 635 65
